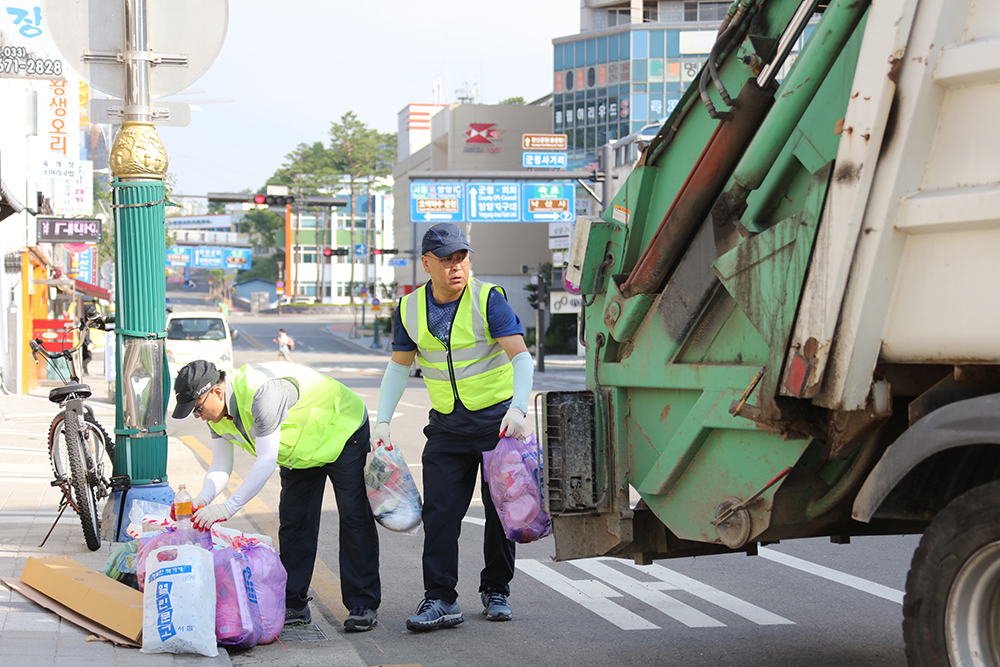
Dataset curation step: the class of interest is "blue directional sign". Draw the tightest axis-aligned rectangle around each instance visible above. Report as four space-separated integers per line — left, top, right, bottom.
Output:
467 182 521 221
410 181 464 222
388 258 409 267
522 182 576 221
354 244 367 256
522 151 568 169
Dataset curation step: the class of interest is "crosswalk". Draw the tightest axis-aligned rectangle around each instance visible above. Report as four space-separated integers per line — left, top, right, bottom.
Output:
513 552 903 631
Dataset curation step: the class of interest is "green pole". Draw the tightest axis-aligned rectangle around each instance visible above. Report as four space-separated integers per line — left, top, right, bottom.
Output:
102 0 174 541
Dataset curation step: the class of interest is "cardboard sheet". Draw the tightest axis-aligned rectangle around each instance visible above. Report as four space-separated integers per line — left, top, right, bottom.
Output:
2 576 140 648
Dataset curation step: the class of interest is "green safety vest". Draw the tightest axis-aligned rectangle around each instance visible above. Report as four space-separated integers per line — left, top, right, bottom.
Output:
400 278 513 413
208 362 366 469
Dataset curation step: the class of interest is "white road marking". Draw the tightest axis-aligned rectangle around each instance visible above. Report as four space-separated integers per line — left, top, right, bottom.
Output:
569 559 724 627
517 559 660 630
399 402 426 409
617 559 794 625
570 558 726 628
514 557 793 630
758 547 904 604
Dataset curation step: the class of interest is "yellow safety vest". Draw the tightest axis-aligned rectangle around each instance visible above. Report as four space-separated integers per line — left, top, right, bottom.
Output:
400 278 513 413
209 362 366 469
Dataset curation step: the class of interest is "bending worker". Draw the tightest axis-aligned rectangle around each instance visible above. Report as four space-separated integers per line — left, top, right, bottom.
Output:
171 359 380 632
373 222 534 631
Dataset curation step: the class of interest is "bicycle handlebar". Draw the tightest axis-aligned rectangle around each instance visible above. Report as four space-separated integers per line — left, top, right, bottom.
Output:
29 314 115 363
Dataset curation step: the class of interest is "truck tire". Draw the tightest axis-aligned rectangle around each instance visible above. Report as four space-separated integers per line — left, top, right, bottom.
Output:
903 480 1000 667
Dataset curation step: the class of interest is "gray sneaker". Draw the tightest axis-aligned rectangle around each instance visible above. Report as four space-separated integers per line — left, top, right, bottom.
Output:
481 591 512 621
344 606 378 632
406 598 464 631
285 604 311 624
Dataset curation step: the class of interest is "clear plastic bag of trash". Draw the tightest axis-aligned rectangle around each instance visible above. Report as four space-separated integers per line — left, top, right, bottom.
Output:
364 440 422 533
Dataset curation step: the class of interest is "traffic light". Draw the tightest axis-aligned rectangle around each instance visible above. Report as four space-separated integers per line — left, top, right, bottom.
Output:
252 194 295 208
322 247 350 257
207 192 348 211
524 278 541 310
371 248 398 256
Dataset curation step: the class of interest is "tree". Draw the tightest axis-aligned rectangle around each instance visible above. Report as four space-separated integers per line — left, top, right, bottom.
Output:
328 111 396 307
499 96 526 105
239 208 283 251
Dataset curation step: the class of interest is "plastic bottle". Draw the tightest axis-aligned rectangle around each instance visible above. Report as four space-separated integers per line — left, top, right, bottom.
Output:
173 484 194 530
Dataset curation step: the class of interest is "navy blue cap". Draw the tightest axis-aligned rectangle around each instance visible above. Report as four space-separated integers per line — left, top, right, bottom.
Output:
421 223 474 258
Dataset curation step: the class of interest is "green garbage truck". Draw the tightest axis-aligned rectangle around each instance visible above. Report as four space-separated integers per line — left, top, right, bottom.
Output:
540 0 1000 664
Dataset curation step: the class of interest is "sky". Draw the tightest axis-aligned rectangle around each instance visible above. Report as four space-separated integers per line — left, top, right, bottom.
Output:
153 0 580 203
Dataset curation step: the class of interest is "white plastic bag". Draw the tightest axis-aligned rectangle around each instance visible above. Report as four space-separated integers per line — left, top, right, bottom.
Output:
141 544 218 657
364 440 422 533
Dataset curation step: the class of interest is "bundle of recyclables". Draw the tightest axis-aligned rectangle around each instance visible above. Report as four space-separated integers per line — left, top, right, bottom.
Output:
132 521 286 653
483 433 552 544
364 440 422 533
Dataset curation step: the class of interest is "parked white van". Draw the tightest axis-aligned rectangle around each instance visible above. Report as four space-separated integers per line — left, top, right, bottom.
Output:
165 311 238 376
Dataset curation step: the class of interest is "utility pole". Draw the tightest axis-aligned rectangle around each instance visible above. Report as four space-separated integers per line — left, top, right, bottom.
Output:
277 260 284 316
536 262 547 373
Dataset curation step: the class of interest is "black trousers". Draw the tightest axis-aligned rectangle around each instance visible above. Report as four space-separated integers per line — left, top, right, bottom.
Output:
278 419 380 611
421 423 516 605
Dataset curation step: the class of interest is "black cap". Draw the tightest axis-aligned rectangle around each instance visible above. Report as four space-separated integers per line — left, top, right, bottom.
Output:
172 360 221 419
421 223 474 258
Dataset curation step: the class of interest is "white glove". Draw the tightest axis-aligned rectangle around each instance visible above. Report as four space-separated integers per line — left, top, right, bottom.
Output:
371 421 391 450
193 503 232 531
499 408 529 441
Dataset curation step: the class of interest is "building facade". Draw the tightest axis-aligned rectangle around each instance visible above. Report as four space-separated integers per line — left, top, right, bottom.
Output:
391 101 562 329
556 0 811 171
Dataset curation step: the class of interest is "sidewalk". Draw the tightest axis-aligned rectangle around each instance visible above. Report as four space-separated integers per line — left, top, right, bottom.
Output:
0 363 366 666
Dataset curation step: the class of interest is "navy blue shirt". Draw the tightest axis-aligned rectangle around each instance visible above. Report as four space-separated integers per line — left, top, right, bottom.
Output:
393 281 523 446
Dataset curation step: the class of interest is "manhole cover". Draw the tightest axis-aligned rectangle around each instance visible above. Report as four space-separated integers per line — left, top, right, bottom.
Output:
279 622 329 643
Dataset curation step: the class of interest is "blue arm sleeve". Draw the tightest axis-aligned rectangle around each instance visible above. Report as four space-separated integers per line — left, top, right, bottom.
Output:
377 360 410 424
510 351 533 415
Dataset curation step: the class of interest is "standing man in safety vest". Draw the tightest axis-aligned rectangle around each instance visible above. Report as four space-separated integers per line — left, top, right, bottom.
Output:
373 222 534 631
171 359 381 632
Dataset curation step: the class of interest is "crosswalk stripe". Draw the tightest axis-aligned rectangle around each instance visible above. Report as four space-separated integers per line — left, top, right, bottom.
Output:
758 547 904 603
516 557 793 630
569 559 724 627
516 559 660 630
616 559 794 625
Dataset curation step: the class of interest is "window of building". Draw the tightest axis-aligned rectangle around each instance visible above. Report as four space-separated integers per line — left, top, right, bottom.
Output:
606 8 630 27
684 1 729 22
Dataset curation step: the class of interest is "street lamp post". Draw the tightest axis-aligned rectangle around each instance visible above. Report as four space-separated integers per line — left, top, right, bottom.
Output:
106 0 174 537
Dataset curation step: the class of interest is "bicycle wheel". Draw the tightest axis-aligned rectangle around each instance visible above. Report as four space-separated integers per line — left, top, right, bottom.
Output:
63 415 101 550
50 412 114 510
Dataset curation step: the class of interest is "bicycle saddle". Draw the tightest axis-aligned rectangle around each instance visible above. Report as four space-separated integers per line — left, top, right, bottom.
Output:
49 383 92 403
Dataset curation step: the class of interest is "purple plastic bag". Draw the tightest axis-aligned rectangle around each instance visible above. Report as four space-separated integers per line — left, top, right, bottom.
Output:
483 433 552 544
214 547 261 649
240 543 286 644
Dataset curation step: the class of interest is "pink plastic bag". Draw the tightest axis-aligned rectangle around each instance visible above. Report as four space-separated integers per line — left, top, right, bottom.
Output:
483 433 552 544
240 543 286 644
137 527 208 591
214 548 262 649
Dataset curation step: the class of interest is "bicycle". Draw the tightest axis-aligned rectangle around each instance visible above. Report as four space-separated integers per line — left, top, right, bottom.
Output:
29 307 116 551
